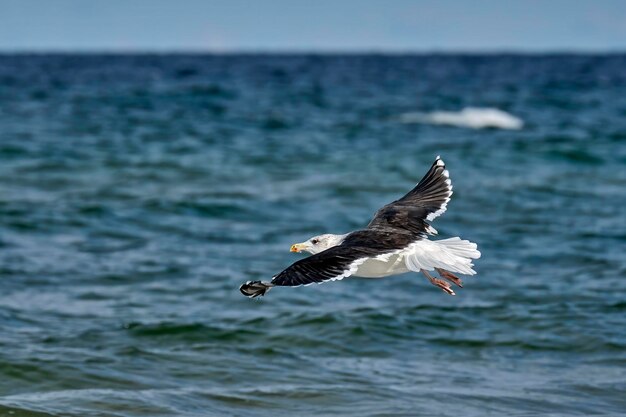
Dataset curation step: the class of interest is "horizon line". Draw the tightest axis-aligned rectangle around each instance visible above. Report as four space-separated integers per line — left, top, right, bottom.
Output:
1 47 626 56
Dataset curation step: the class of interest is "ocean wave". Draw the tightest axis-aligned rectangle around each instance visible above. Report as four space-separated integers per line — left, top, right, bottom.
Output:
400 107 524 130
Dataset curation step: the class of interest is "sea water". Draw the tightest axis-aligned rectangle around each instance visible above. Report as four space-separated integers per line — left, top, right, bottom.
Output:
0 54 625 416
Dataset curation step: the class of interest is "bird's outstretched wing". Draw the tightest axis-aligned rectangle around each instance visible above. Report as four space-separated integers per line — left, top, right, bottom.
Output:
367 156 452 237
270 245 370 286
239 246 370 297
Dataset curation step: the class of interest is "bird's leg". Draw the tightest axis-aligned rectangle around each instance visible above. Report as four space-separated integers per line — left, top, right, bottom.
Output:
435 268 463 288
421 269 455 296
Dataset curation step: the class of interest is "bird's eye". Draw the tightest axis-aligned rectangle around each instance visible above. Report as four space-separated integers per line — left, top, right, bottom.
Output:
311 239 319 244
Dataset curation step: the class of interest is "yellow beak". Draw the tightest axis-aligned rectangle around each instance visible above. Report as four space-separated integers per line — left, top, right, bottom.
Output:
290 243 305 253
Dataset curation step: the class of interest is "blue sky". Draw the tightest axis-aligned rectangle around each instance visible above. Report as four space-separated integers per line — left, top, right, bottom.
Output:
1 0 625 52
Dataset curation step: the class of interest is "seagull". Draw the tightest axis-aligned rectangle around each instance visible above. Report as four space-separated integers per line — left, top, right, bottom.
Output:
240 156 480 298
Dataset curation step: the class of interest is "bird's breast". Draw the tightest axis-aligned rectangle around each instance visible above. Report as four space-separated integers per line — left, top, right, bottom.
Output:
353 254 409 278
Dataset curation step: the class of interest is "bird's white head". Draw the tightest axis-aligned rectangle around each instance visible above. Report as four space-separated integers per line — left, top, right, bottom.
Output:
290 233 346 255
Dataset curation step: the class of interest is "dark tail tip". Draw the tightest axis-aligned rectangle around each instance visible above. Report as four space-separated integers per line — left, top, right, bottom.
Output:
239 281 273 298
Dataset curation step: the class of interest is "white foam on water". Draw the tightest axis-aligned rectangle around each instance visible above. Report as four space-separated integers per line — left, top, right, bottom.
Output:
399 107 524 130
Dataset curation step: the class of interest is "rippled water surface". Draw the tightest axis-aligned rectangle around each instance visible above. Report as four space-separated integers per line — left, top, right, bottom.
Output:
0 54 625 416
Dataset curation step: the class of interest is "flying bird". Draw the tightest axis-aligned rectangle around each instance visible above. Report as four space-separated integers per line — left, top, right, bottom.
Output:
240 156 480 298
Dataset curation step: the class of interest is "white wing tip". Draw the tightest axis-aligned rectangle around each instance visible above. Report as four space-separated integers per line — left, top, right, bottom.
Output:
436 156 445 167
425 224 438 235
426 204 447 221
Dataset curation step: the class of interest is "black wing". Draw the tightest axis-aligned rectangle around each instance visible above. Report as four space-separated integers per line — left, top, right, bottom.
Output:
240 243 377 296
270 245 371 287
367 156 452 236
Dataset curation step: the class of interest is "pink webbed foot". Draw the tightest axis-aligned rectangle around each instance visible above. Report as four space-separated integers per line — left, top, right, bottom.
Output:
421 269 456 296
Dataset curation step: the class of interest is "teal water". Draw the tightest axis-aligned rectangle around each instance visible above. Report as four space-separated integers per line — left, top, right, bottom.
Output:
0 54 625 416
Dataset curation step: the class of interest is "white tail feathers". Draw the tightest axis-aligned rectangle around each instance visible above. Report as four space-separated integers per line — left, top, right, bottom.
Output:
405 237 481 276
